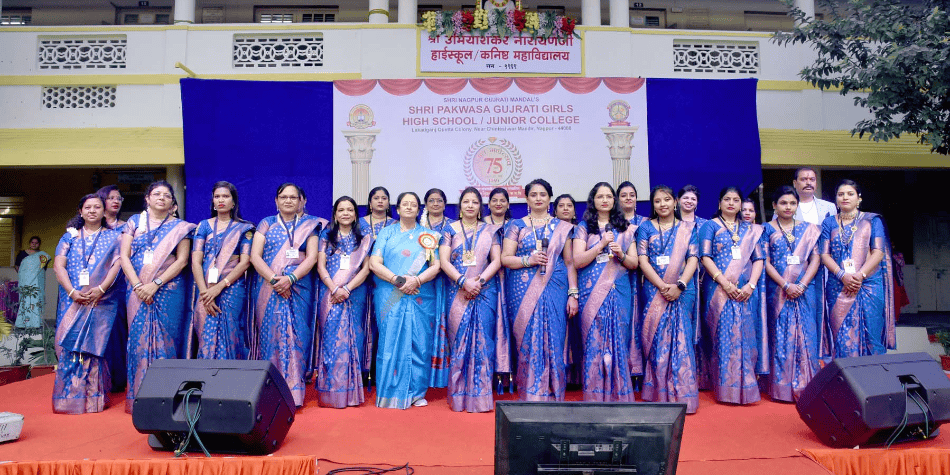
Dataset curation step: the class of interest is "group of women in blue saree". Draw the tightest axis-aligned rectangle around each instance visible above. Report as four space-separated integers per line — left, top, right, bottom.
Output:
49 176 894 416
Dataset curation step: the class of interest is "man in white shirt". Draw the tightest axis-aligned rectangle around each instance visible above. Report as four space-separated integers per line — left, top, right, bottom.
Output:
789 167 837 225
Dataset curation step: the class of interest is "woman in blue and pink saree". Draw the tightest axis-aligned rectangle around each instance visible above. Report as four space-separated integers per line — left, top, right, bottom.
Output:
501 179 579 402
190 181 253 360
572 182 640 402
249 183 321 407
119 181 195 413
819 179 895 358
52 194 123 413
699 186 767 406
358 186 396 385
637 185 701 413
420 188 453 389
315 196 373 408
762 186 823 402
439 187 504 412
369 191 443 409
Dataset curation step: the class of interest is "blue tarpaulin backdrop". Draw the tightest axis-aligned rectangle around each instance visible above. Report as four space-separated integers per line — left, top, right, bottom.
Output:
181 77 760 222
181 78 334 224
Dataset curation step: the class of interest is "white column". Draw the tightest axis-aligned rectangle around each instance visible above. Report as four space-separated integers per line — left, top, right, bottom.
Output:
368 0 389 24
601 126 639 187
173 0 196 24
793 0 815 20
165 165 186 218
609 0 628 27
397 0 418 24
343 130 381 205
582 0 601 26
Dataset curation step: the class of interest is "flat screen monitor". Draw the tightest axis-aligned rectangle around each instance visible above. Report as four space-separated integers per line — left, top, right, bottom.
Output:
495 401 686 475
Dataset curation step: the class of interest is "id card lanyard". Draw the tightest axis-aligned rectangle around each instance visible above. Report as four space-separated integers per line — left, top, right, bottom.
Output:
142 211 171 265
206 217 234 284
280 215 299 259
78 226 102 286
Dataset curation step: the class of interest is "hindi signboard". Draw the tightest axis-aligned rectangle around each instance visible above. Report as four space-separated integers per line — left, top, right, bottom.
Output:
420 32 582 74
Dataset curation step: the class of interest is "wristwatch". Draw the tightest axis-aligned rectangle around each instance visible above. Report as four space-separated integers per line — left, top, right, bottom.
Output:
676 280 687 291
152 278 163 286
748 282 756 290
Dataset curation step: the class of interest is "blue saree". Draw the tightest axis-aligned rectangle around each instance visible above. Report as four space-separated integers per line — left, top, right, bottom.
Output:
372 223 441 409
53 227 122 414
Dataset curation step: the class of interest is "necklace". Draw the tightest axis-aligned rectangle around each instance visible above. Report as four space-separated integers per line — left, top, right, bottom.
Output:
719 217 740 243
778 219 796 245
837 211 860 245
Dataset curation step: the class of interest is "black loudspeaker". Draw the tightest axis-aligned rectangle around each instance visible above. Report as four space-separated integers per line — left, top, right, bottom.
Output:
132 359 296 454
797 352 950 448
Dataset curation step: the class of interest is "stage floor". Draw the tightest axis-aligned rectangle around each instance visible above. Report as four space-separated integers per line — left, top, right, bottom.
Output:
0 374 948 475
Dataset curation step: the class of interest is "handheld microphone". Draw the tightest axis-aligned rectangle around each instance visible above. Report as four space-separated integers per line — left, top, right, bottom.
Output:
539 237 549 275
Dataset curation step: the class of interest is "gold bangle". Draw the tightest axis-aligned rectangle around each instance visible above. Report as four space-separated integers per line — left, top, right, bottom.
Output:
712 272 722 283
223 277 231 287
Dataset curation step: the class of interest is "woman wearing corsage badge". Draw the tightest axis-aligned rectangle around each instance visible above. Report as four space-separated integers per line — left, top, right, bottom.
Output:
819 179 894 358
249 183 321 407
52 194 123 413
190 181 254 360
501 178 579 402
421 188 453 389
315 196 373 408
369 191 442 409
439 187 504 412
119 180 195 413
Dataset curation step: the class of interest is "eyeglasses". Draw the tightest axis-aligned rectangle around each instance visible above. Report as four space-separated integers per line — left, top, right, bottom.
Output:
108 196 124 202
278 195 300 202
150 192 172 199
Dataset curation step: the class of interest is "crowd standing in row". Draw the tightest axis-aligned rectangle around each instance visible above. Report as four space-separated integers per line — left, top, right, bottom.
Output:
49 167 894 415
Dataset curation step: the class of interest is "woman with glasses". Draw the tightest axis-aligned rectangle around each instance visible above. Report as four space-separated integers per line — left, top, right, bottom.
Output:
369 192 443 409
421 188 453 388
249 183 322 407
119 180 195 413
52 194 124 413
96 185 128 392
190 181 254 360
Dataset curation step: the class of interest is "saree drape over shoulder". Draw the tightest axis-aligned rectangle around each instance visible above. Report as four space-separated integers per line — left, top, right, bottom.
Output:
423 218 453 389
637 220 700 413
53 228 122 414
574 221 639 402
191 219 254 360
315 229 372 408
699 220 767 405
762 220 823 402
372 224 441 409
123 213 196 413
819 213 895 358
504 218 572 401
251 214 322 407
443 222 503 412
358 216 396 375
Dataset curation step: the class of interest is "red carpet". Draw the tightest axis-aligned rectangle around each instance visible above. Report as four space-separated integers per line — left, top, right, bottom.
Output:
0 374 948 474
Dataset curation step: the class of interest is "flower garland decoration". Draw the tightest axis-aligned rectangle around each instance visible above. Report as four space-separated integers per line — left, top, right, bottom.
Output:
421 4 580 40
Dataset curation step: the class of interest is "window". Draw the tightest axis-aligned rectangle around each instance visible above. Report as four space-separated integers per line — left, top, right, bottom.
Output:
1 9 31 25
117 8 172 25
255 7 338 23
0 197 24 267
630 8 665 29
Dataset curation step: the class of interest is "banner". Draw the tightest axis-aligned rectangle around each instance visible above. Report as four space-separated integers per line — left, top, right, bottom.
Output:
333 78 648 204
420 33 582 74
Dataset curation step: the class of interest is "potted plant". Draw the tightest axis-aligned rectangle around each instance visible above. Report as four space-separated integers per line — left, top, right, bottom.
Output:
0 310 30 385
934 330 950 371
0 284 57 381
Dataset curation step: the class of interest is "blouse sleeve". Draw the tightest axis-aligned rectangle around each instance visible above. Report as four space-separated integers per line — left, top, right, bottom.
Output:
123 215 138 236
257 218 271 236
698 221 716 258
751 228 766 262
818 216 834 255
573 221 589 243
636 222 651 256
687 224 700 258
238 226 254 255
441 225 455 246
55 233 72 258
192 221 209 254
870 215 887 251
505 219 524 242
317 228 329 254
